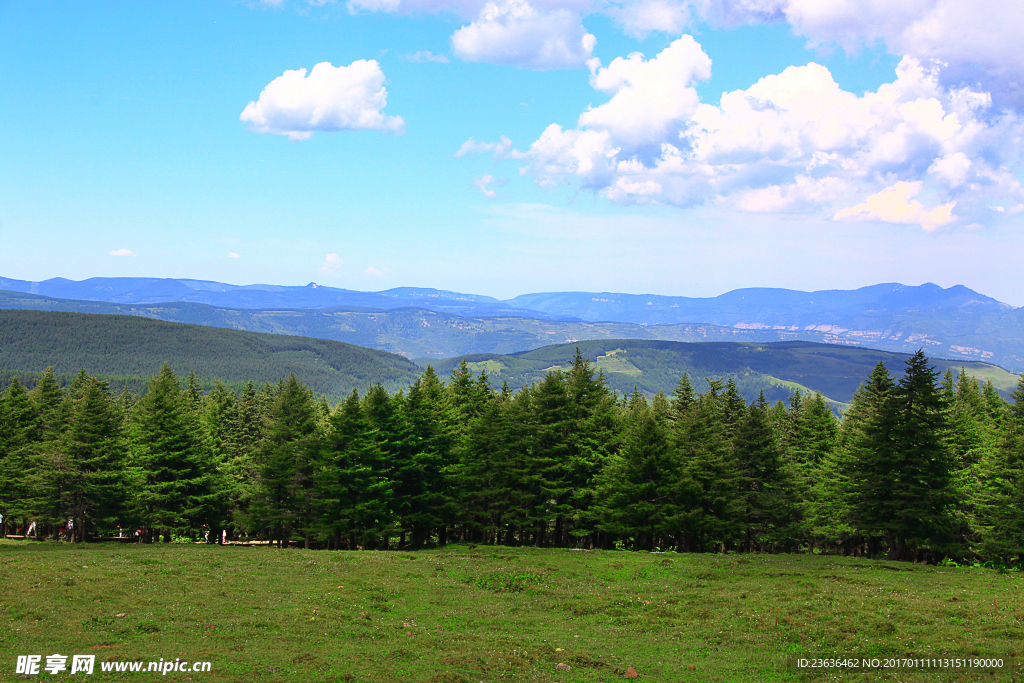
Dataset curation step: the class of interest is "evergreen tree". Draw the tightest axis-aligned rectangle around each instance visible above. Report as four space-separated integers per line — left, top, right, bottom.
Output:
318 390 393 549
732 392 794 551
0 377 40 533
595 401 688 550
452 389 515 543
785 393 839 544
130 364 216 542
252 374 320 548
848 352 954 561
562 349 617 544
526 370 574 546
974 374 1024 562
671 373 696 421
673 389 742 551
400 366 454 548
30 367 67 442
59 376 129 541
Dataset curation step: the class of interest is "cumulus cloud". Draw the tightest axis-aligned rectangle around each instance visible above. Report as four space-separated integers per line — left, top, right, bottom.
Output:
404 50 450 63
451 0 596 70
581 35 710 150
480 41 1022 228
363 265 391 275
109 249 136 257
834 181 956 231
269 0 1023 103
228 252 241 259
240 60 404 140
607 0 691 37
320 253 344 275
701 0 1024 109
473 173 509 197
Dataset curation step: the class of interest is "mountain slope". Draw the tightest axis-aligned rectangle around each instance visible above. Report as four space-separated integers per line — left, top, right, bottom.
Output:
3 281 1024 371
507 283 1010 325
0 276 564 319
425 340 1019 408
0 309 421 398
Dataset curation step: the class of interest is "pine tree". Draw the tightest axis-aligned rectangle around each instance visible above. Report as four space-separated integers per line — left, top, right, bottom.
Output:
318 390 393 549
785 393 839 544
59 376 129 541
974 374 1024 562
0 377 41 533
673 389 742 551
30 367 67 442
400 366 454 548
671 373 696 421
526 370 573 546
252 374 320 548
453 390 515 543
848 352 954 561
198 381 238 542
130 364 216 543
562 348 617 545
595 401 688 550
732 391 794 551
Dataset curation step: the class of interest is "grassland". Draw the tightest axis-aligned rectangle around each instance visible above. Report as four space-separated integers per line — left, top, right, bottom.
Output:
2 541 1023 682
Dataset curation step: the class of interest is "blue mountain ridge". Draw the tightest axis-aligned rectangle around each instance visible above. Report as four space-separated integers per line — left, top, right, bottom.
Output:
0 277 1009 326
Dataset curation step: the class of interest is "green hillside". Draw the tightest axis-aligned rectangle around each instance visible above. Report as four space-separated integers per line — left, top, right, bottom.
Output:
5 288 1024 372
425 339 1020 408
0 309 421 398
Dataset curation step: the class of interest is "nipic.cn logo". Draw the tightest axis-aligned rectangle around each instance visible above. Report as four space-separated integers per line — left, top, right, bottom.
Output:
15 654 212 675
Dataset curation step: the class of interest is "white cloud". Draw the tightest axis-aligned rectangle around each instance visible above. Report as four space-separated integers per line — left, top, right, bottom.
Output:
454 135 523 159
473 173 509 197
488 41 1023 227
109 249 136 257
228 252 241 259
320 253 344 275
363 265 391 275
928 152 971 188
404 50 450 63
258 0 1024 106
580 36 710 150
347 0 401 12
703 0 1024 109
734 175 847 212
240 60 404 140
451 0 596 70
834 181 956 231
607 0 691 37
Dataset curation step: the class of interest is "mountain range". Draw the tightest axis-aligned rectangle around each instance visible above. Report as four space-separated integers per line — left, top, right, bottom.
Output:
1 310 1015 408
1 277 1022 372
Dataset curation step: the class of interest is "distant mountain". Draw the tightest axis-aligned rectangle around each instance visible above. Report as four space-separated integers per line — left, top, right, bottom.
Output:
0 309 421 399
507 283 1010 326
426 340 1020 408
0 276 570 320
2 278 1023 371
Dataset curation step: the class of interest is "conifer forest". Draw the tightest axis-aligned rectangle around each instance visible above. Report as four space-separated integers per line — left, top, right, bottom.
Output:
2 349 1023 566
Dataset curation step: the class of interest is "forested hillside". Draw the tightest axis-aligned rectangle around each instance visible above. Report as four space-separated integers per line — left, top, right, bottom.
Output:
4 287 1024 370
2 351 1023 567
0 310 421 398
427 339 1019 408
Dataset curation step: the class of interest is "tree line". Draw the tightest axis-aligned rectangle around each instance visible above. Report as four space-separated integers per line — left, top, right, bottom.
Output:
1 349 1023 564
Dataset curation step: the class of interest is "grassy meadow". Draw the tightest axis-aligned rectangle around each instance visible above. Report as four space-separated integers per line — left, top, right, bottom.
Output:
2 540 1024 682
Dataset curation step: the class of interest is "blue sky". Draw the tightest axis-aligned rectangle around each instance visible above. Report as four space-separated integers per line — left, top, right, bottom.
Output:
1 0 1022 302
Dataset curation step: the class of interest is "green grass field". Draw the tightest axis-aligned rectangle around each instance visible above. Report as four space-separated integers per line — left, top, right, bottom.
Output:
2 540 1023 682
